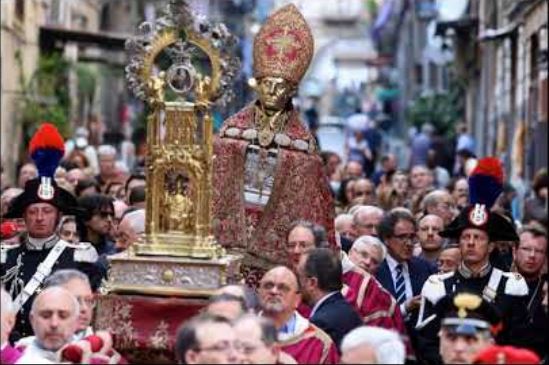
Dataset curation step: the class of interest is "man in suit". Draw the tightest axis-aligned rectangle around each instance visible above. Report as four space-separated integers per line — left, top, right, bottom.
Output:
296 248 362 350
375 209 437 347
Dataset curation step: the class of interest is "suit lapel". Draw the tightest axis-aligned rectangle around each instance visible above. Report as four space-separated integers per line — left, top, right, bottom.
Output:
408 259 421 296
377 261 396 298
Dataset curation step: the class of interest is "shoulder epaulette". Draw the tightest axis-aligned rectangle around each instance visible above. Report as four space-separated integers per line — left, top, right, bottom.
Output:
421 272 454 304
502 272 529 296
71 241 99 263
0 243 20 264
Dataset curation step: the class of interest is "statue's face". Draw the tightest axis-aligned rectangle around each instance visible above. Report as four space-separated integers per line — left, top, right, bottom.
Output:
256 77 296 112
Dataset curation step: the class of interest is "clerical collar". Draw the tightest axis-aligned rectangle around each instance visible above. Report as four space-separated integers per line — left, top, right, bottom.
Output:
26 234 58 250
458 262 492 279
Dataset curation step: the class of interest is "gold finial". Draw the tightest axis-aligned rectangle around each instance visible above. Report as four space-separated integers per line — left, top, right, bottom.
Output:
454 293 482 318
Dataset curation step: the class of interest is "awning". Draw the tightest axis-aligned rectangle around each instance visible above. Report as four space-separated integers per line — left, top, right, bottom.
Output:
40 25 129 52
478 21 519 41
435 17 478 36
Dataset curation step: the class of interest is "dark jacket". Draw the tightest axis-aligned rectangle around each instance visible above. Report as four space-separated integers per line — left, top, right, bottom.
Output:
309 292 363 351
1 237 102 341
415 266 535 365
376 256 437 299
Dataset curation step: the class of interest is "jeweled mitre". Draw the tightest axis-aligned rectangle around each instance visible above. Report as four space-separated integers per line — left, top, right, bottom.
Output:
253 4 314 85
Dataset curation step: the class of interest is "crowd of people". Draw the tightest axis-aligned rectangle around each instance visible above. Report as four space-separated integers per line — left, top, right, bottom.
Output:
1 1 548 363
0 117 547 364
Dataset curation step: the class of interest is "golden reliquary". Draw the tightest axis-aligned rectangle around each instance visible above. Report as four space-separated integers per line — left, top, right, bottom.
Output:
102 0 242 297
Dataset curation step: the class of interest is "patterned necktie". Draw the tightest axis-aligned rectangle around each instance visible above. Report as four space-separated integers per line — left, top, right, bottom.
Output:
394 263 407 305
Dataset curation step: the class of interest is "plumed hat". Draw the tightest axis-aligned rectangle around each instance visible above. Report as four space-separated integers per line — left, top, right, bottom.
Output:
440 157 518 242
4 123 77 218
253 4 314 85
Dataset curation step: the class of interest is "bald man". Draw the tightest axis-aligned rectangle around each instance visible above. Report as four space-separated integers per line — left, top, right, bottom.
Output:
258 266 339 364
16 287 79 364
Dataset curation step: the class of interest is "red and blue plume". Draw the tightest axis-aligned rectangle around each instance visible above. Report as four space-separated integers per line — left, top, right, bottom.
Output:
468 157 504 209
28 123 65 179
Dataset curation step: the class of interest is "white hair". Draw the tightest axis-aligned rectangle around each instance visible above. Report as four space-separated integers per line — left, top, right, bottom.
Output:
1 286 14 314
335 214 353 231
351 235 387 261
122 209 145 234
30 286 79 318
97 145 117 157
341 326 405 364
352 205 384 224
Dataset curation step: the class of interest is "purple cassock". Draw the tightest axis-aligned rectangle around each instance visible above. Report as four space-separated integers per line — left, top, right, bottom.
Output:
0 344 23 364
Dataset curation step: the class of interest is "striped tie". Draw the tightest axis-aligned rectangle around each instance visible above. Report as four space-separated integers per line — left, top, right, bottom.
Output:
394 264 407 305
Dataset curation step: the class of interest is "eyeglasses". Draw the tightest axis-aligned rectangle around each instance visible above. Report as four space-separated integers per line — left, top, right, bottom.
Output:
98 212 114 219
76 295 96 308
259 281 295 294
392 233 417 243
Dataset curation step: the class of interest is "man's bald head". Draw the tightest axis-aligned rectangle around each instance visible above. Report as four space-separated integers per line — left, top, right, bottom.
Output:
30 286 80 351
262 266 299 290
258 266 300 318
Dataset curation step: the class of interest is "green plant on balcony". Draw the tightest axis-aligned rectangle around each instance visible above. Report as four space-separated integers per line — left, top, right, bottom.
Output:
406 79 465 137
16 51 71 142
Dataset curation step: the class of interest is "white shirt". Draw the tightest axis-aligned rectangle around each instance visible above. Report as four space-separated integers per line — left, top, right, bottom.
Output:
310 291 340 318
15 338 55 364
386 254 413 316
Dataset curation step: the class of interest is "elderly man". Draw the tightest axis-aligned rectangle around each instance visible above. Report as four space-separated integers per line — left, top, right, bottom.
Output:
1 124 100 341
417 214 445 266
421 190 456 226
297 248 362 349
340 326 405 364
233 314 296 364
175 313 242 364
334 214 355 243
258 266 339 364
115 208 144 252
16 286 79 364
287 222 408 342
348 235 386 275
352 205 384 238
513 223 548 358
42 269 95 340
436 245 461 273
1 287 22 364
95 145 118 191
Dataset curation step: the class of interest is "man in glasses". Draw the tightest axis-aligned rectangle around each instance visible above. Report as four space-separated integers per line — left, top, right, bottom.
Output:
512 223 548 359
258 266 339 364
375 209 437 350
77 193 117 278
286 221 408 351
175 313 242 364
